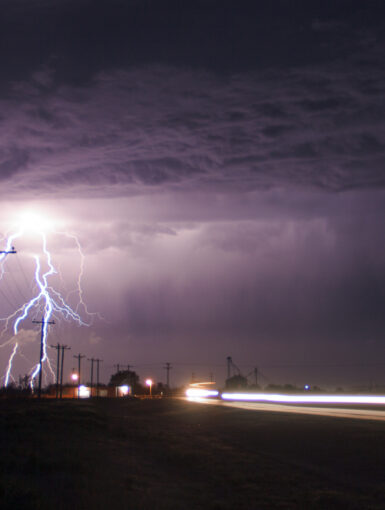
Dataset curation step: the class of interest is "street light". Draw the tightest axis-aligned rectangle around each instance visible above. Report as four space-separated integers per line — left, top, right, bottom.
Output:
145 378 153 397
71 372 79 398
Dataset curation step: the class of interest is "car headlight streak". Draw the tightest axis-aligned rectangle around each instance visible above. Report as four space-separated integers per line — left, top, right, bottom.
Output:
221 393 385 405
186 388 219 398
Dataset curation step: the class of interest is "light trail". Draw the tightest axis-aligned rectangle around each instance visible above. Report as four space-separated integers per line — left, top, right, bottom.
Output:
221 393 385 405
186 388 219 398
186 381 219 399
0 212 94 390
220 401 385 422
185 395 385 422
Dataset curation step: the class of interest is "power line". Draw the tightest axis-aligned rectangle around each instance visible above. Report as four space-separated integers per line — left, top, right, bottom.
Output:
0 271 20 310
114 363 131 372
135 361 385 369
0 285 17 311
15 254 32 292
7 258 29 302
0 247 16 254
0 249 21 307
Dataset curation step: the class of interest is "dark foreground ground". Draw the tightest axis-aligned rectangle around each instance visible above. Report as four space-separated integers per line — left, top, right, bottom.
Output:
0 398 384 509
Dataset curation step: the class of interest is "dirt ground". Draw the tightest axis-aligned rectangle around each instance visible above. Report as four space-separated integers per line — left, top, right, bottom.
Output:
0 397 384 509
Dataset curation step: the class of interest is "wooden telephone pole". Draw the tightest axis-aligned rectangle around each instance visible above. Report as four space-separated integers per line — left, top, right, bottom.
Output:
32 317 55 399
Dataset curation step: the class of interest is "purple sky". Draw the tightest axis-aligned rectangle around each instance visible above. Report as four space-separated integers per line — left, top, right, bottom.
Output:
0 0 384 388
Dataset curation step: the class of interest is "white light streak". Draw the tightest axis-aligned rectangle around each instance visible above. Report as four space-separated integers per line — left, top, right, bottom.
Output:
186 388 219 398
221 393 385 405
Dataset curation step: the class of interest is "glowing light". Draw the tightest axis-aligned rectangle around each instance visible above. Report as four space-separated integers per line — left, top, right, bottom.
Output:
78 385 90 398
71 373 79 381
145 378 153 396
186 388 219 398
221 393 385 405
119 385 130 395
16 210 56 234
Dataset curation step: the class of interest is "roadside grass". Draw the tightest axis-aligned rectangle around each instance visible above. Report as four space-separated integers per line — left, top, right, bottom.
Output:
0 398 384 509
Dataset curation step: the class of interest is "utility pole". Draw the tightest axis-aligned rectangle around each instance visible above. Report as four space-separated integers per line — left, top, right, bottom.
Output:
226 356 232 379
0 246 17 254
114 364 130 373
95 359 102 397
50 343 61 398
73 353 85 398
59 345 71 399
254 367 258 387
32 317 55 399
164 362 172 388
88 358 95 397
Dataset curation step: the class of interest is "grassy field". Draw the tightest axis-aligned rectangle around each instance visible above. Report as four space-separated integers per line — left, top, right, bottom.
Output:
0 397 384 509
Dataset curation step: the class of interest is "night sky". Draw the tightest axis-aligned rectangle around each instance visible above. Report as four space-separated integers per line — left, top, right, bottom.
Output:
1 0 385 388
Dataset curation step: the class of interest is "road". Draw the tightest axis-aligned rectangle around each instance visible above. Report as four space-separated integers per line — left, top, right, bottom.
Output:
187 397 385 422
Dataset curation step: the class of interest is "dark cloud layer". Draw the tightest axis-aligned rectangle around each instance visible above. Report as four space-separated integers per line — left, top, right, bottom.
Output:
3 0 383 81
1 60 384 198
0 0 383 197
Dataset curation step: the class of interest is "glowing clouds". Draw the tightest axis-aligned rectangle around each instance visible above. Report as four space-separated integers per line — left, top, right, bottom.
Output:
17 210 56 234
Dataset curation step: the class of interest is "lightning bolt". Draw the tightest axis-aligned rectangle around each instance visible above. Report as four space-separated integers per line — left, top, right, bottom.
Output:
0 222 94 390
5 342 18 386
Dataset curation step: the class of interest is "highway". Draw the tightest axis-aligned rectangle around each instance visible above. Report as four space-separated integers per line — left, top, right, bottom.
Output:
187 397 385 422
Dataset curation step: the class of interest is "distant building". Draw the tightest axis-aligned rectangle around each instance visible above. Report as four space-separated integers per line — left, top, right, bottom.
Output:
46 384 131 398
225 374 248 390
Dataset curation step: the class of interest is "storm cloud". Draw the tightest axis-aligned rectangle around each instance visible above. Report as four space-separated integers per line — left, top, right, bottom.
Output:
0 0 384 387
0 59 384 198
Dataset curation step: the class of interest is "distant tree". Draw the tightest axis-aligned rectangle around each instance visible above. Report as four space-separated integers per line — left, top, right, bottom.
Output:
156 382 170 396
266 383 300 393
18 374 30 390
109 370 141 393
283 384 298 393
0 381 31 397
